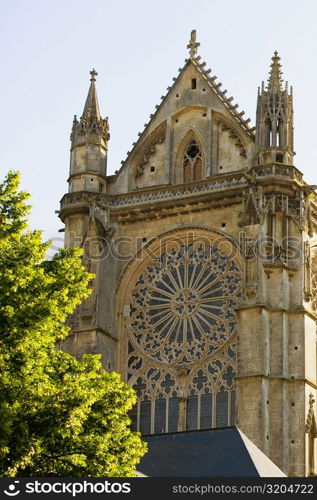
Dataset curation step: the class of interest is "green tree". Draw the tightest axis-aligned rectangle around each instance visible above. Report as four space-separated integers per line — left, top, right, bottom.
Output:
0 171 146 477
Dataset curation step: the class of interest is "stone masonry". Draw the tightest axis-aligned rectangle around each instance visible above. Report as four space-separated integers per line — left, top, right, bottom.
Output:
58 31 317 476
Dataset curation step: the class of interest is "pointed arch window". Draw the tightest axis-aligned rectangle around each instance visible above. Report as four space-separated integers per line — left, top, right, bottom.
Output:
183 139 203 182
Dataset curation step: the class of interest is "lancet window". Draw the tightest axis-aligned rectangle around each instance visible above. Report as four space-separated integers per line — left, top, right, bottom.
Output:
183 140 203 182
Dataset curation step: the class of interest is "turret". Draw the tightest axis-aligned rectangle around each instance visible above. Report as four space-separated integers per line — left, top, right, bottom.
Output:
69 69 109 194
255 52 294 166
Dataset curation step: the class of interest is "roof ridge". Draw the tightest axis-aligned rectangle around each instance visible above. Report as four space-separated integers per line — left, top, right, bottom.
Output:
191 57 255 134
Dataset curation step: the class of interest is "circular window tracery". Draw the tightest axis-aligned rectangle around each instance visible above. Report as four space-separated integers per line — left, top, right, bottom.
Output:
128 242 241 366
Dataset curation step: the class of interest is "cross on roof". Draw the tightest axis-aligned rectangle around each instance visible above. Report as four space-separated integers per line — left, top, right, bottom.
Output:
187 29 200 58
90 68 98 82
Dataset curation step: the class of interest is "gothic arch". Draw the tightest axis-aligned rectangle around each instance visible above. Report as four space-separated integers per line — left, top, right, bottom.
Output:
116 226 242 434
174 129 206 184
185 356 236 429
128 366 182 401
115 225 241 302
172 105 207 121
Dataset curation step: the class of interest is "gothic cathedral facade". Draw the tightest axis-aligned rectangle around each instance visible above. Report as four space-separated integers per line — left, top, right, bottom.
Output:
59 31 317 477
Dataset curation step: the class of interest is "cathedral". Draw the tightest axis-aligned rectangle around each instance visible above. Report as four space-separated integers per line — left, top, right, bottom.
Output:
58 31 317 477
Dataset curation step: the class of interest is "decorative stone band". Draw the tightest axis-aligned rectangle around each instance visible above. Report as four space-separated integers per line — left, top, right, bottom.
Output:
71 116 109 144
60 173 247 211
60 164 306 216
250 163 303 183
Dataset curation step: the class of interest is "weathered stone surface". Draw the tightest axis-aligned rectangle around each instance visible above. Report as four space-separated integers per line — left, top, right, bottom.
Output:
59 35 317 477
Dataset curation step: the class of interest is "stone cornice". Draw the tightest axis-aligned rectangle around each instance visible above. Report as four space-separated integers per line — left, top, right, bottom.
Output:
60 172 247 214
250 163 303 184
61 166 306 212
235 374 317 389
237 303 317 321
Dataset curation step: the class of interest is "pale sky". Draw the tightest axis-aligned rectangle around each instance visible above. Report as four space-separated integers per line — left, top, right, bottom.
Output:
1 0 317 249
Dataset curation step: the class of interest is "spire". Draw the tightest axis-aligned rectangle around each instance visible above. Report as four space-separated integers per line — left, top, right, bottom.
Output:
71 69 109 146
69 69 109 192
82 69 101 121
255 51 294 164
266 51 284 93
187 29 200 59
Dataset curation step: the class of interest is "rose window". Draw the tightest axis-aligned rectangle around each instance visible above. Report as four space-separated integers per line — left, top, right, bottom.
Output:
128 243 241 366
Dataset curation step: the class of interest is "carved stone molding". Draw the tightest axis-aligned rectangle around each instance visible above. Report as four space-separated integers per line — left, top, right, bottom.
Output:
238 185 264 226
220 122 247 157
238 187 312 236
60 174 247 213
82 195 117 241
304 242 312 302
251 164 303 183
135 133 165 177
71 115 109 144
305 393 317 436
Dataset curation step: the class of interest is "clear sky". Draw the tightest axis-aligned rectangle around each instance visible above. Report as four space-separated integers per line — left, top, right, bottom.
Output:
1 0 317 248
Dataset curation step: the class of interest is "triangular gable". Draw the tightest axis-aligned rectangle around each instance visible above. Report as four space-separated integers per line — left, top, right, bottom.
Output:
115 54 254 178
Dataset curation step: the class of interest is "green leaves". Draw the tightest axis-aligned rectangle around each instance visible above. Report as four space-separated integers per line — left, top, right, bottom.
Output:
0 171 146 477
0 171 31 238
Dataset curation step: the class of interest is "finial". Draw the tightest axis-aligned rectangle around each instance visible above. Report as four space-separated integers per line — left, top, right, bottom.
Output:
187 29 200 58
90 68 98 82
267 50 283 93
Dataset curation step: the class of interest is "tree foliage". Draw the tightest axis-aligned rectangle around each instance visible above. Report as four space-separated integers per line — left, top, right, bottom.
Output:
0 171 146 477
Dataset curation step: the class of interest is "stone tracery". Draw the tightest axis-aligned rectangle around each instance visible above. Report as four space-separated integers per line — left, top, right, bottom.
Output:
183 140 203 182
127 240 241 433
128 242 240 366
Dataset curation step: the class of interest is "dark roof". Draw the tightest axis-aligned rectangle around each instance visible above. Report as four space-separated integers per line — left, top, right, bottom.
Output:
138 427 285 477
